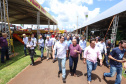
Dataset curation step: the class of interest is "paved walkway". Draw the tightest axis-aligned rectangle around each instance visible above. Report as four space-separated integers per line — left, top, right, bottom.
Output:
7 54 126 84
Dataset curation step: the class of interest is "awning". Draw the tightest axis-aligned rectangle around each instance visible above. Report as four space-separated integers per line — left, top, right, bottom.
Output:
8 0 57 25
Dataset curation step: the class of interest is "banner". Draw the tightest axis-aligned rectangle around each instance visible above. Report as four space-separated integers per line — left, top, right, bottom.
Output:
26 0 57 24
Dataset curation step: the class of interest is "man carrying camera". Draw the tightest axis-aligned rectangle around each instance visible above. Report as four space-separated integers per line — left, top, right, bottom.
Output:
26 37 35 66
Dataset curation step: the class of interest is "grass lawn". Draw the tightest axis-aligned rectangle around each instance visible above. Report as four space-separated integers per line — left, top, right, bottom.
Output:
0 41 43 84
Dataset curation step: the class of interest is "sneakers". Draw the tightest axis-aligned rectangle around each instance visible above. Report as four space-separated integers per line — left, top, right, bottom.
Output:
103 72 105 80
30 63 34 66
58 71 62 77
46 58 49 61
62 78 66 83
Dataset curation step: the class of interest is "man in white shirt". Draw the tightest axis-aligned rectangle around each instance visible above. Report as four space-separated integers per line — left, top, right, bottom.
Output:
23 34 28 56
97 38 107 66
45 36 53 60
38 35 44 61
31 33 37 55
53 36 68 83
26 37 35 66
79 36 86 60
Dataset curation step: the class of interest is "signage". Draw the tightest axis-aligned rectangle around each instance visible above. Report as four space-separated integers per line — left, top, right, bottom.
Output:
26 0 57 24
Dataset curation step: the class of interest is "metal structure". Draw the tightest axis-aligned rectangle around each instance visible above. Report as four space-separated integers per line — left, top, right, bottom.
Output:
0 0 11 54
48 18 50 33
111 15 119 47
86 26 88 41
37 11 40 41
53 23 54 33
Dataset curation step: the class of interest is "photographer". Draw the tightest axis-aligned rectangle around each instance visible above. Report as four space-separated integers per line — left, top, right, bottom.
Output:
26 37 35 66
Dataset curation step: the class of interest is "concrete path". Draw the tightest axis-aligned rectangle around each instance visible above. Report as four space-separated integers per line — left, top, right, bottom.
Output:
7 55 126 84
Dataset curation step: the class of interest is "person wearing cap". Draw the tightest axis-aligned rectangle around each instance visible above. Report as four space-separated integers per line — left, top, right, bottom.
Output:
23 34 28 56
0 33 10 63
26 37 35 66
45 36 53 60
38 35 44 61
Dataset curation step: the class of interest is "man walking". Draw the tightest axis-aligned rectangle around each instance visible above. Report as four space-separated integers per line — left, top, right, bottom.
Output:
26 37 35 66
45 36 53 60
103 40 126 84
65 36 72 58
23 34 28 56
83 39 102 84
31 33 37 55
52 36 59 63
53 36 68 83
79 36 86 60
0 33 10 63
38 35 44 61
105 39 113 67
69 39 81 76
97 38 107 66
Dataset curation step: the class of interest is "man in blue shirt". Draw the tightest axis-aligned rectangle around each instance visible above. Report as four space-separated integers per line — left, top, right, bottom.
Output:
103 40 126 84
65 36 72 58
79 36 86 60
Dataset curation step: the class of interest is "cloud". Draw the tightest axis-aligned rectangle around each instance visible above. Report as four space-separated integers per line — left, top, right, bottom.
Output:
44 7 50 12
46 0 100 31
97 0 113 1
70 0 93 5
36 0 45 4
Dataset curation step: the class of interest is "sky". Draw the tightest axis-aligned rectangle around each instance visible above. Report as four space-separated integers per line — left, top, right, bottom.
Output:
23 0 122 31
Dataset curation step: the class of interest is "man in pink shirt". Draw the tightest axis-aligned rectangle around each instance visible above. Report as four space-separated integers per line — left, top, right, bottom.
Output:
83 39 102 84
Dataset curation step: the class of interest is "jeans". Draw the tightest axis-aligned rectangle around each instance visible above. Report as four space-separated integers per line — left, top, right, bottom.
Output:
24 44 27 56
104 66 122 84
69 56 78 74
1 47 9 62
58 57 66 78
86 60 97 81
80 50 84 59
104 52 110 66
40 47 44 58
54 49 57 60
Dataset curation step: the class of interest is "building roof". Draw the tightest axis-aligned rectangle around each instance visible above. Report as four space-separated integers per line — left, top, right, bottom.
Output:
7 0 57 25
75 0 126 31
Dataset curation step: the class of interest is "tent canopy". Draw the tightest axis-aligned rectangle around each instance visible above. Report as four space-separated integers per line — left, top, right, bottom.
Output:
76 0 126 31
7 0 57 25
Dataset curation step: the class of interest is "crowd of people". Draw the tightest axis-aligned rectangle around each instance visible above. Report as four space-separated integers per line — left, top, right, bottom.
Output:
0 32 126 84
22 33 126 84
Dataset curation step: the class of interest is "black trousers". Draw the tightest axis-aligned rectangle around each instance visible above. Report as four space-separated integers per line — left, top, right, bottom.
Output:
69 56 78 74
29 49 34 64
